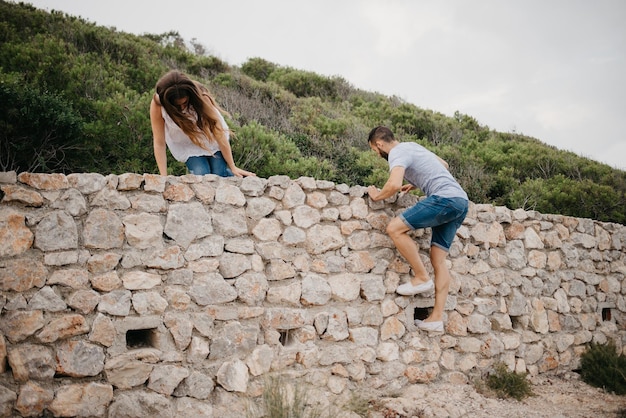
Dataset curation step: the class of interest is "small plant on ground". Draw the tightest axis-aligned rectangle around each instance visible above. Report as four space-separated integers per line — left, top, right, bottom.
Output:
247 375 324 418
483 362 534 401
579 341 626 395
342 392 370 417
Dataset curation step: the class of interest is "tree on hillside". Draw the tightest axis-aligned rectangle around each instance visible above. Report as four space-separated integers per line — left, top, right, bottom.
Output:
0 77 84 172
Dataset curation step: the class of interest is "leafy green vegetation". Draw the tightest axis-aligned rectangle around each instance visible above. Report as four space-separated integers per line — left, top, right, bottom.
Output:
482 362 534 401
1 1 625 224
579 341 626 395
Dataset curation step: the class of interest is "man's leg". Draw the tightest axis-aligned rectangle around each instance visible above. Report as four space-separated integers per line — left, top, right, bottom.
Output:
426 245 451 322
386 217 429 285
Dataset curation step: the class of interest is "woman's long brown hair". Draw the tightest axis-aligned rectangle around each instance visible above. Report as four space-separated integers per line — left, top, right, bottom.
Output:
155 70 230 151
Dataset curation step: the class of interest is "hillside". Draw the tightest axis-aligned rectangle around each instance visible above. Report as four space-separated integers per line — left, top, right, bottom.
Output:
1 0 625 224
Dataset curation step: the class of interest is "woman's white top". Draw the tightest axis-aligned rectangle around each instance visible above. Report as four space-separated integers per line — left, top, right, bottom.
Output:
161 106 229 162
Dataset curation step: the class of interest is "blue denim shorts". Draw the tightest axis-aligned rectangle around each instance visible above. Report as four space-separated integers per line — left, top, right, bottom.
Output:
399 195 468 251
185 152 233 177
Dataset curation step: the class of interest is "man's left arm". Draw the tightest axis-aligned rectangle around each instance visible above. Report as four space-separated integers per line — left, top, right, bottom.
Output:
436 156 449 170
367 166 405 201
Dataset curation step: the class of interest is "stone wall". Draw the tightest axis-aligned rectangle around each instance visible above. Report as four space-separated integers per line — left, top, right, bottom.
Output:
0 171 624 417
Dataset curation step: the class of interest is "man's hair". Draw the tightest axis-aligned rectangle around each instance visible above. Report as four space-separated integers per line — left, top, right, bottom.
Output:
368 126 395 143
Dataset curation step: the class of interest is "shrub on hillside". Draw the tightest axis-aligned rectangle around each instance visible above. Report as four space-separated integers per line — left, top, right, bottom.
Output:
580 341 626 395
241 57 277 82
0 75 84 173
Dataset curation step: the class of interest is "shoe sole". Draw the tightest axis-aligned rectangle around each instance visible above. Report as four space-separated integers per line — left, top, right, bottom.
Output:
397 281 434 296
414 320 444 332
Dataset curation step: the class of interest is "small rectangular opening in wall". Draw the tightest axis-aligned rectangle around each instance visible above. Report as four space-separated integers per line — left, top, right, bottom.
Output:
602 308 612 322
413 307 431 321
126 328 157 349
510 316 525 330
279 330 293 347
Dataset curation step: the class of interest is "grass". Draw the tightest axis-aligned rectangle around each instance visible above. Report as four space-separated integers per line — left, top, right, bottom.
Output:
343 392 370 417
246 375 318 418
476 362 534 401
247 375 381 418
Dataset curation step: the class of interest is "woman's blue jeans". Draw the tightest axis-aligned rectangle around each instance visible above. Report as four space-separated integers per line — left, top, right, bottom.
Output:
185 152 233 177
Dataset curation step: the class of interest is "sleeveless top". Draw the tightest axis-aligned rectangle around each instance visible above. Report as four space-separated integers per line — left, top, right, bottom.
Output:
161 106 229 162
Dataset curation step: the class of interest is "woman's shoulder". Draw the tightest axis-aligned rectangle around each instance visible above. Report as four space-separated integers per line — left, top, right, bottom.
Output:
150 94 165 121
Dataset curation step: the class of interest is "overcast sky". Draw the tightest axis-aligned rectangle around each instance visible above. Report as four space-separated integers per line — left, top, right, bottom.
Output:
24 0 626 170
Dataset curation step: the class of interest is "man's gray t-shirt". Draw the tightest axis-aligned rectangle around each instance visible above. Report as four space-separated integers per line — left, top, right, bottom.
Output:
388 142 468 200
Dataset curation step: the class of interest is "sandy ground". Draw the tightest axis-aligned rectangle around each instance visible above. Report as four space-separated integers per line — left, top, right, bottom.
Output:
370 371 626 418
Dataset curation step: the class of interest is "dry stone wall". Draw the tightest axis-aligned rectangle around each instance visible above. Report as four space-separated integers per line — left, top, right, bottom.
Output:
0 171 624 417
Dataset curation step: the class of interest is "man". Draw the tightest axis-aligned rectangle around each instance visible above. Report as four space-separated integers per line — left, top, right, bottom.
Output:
366 126 468 332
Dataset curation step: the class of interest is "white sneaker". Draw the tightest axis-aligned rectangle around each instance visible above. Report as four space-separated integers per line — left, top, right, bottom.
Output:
396 280 434 296
415 320 444 332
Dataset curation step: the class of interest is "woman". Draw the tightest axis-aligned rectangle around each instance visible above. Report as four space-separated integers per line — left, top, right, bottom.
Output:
150 70 255 177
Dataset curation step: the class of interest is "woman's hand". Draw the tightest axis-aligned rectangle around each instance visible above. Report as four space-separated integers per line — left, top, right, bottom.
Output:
232 167 256 177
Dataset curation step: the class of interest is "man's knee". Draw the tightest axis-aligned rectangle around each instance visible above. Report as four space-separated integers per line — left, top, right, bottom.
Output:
386 217 408 237
430 246 449 269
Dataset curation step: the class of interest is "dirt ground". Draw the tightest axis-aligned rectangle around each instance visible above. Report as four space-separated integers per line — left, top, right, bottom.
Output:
372 371 626 418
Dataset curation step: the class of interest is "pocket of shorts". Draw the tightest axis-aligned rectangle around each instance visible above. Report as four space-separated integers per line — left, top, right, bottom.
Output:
434 198 466 224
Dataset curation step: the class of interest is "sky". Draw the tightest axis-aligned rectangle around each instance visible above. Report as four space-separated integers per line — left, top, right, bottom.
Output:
23 0 626 170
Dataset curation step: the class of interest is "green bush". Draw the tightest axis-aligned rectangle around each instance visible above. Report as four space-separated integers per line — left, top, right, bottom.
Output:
241 57 278 82
508 175 625 224
269 68 340 99
390 103 434 139
231 122 335 180
0 75 84 173
580 341 626 395
484 362 533 401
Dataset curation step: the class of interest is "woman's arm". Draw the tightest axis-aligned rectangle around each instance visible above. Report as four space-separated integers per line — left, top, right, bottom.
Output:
150 96 168 176
204 96 256 177
214 134 255 177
